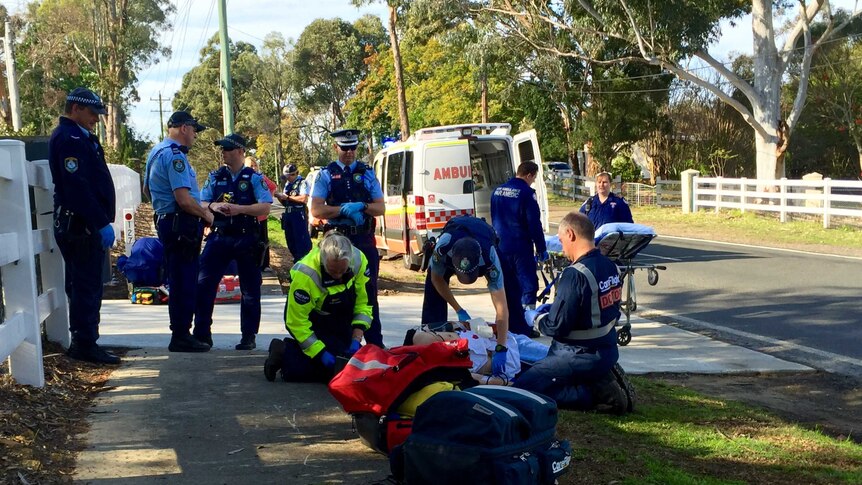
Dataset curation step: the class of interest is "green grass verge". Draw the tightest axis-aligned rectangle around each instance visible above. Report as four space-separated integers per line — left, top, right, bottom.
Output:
557 378 862 484
267 217 285 247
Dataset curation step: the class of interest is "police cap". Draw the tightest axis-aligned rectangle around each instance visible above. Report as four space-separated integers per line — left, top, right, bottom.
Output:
67 87 108 115
167 111 206 132
330 129 360 149
214 133 249 151
450 237 483 284
283 164 298 175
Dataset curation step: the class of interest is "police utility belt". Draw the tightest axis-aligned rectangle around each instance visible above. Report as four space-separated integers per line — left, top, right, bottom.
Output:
323 219 372 236
211 216 259 236
54 206 90 235
283 205 306 214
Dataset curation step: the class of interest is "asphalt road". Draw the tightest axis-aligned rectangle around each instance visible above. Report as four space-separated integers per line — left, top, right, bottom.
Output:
621 236 862 375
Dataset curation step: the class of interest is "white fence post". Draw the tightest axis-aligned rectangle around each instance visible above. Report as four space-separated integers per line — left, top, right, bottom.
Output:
30 160 70 347
740 177 747 213
681 169 699 213
715 176 723 213
823 177 832 229
0 140 45 387
779 177 787 223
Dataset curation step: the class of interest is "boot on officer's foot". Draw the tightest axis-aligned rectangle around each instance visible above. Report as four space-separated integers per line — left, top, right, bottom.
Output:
67 341 121 365
264 338 285 382
236 334 256 350
591 372 627 415
169 333 211 352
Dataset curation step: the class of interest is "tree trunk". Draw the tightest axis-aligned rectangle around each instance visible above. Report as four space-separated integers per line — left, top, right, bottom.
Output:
558 104 576 172
751 0 784 182
389 5 410 140
105 102 120 149
480 73 488 124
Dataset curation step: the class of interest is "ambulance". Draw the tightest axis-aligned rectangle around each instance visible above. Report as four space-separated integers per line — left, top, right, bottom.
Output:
371 123 549 270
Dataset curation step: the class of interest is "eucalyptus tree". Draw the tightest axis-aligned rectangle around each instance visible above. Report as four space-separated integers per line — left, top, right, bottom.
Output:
488 0 862 182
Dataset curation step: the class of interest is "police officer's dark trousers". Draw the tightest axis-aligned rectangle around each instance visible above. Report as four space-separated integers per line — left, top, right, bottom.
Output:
349 233 383 346
194 231 262 340
156 213 203 334
55 224 105 345
501 248 540 308
281 208 312 263
420 257 531 335
515 337 619 409
281 287 357 382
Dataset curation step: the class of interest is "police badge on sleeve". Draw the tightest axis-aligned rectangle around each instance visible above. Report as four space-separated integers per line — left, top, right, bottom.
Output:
64 157 78 173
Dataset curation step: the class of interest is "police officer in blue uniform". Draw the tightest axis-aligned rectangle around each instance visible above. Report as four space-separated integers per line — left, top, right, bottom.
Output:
579 172 633 229
491 161 548 319
421 215 532 376
50 87 119 365
310 129 386 347
144 111 214 353
275 164 312 263
193 133 273 350
514 211 628 414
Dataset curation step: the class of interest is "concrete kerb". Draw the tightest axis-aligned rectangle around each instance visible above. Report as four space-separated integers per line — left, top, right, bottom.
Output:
78 279 811 483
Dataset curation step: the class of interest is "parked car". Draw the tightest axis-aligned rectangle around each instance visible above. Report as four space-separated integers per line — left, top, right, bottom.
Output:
543 161 573 180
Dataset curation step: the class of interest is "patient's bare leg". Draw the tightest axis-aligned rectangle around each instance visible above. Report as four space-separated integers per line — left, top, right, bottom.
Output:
412 330 460 345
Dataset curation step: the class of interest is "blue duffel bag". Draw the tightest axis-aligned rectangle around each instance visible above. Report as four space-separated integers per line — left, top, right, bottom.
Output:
392 385 572 484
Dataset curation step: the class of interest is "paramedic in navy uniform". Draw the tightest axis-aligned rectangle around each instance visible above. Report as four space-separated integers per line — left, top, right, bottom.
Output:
49 87 119 365
514 211 628 414
579 171 633 229
275 163 312 263
421 215 533 377
310 129 386 347
144 111 213 353
490 161 548 319
193 133 273 351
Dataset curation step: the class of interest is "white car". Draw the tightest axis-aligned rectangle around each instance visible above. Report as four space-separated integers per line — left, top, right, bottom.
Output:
544 161 573 180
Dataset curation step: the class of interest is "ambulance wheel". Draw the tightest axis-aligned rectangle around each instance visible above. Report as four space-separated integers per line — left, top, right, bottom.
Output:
403 253 421 271
617 328 632 346
647 269 659 286
629 300 637 312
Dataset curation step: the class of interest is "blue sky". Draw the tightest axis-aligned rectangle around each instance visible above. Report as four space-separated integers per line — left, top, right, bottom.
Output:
4 0 860 140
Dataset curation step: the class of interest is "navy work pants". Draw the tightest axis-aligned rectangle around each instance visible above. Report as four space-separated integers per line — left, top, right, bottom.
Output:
193 232 262 339
420 255 531 335
55 230 106 345
348 233 382 346
281 291 355 383
514 338 619 409
156 213 203 335
501 249 539 307
282 209 312 263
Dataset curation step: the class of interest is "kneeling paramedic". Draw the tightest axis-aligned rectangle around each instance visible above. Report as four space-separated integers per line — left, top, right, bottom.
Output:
514 211 628 414
193 133 272 350
421 215 531 378
264 232 372 383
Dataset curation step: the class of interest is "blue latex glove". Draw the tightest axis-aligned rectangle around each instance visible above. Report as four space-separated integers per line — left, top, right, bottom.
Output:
348 211 365 226
524 309 539 325
346 339 362 355
491 348 508 376
536 250 550 263
319 350 336 369
98 224 115 249
339 202 365 216
456 309 471 322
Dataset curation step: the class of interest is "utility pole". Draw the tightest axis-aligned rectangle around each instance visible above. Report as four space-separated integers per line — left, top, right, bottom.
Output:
217 0 234 134
4 21 22 131
150 92 170 138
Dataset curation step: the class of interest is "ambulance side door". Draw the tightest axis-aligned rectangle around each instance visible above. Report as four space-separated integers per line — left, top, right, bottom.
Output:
512 129 549 233
383 151 410 254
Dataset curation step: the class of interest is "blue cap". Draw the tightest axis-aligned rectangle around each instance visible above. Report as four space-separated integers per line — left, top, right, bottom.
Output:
450 237 483 284
67 87 107 115
214 133 249 150
283 164 298 175
168 111 206 132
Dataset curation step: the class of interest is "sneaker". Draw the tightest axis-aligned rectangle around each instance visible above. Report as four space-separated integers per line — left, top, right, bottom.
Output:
591 373 627 415
235 334 256 350
402 328 416 346
194 334 214 348
264 338 285 382
67 342 121 365
169 333 211 353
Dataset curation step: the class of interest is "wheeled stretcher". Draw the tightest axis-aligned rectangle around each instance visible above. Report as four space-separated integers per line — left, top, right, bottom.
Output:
539 223 665 346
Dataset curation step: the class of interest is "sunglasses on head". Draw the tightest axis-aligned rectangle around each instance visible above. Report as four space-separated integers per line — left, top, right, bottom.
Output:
339 144 358 152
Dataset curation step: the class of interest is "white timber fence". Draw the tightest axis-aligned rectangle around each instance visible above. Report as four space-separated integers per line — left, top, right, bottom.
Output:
0 140 66 387
689 175 862 228
0 139 140 387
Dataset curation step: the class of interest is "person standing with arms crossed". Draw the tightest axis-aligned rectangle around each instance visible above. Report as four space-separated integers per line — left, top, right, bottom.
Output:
144 111 213 353
310 129 386 347
193 133 273 350
491 161 548 323
49 87 119 365
275 164 312 263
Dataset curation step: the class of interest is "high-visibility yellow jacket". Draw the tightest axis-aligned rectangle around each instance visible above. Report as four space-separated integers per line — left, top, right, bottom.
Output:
285 245 372 358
